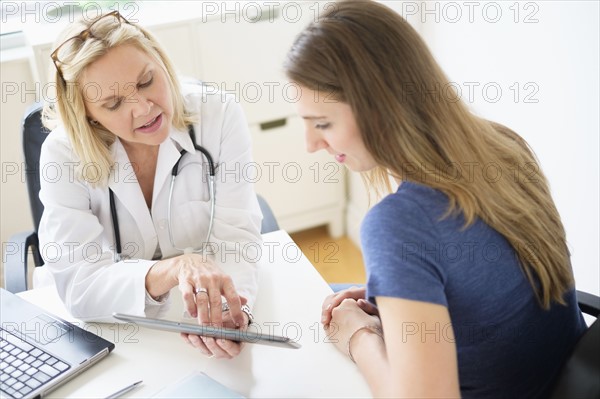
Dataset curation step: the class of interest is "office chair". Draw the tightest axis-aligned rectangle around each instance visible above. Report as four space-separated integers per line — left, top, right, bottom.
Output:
3 102 279 294
549 290 600 398
4 102 47 294
257 195 279 234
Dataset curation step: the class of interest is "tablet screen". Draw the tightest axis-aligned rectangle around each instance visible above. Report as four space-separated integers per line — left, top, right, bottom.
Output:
113 313 301 349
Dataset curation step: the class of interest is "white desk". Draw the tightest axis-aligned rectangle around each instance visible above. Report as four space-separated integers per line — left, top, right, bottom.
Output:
18 231 371 398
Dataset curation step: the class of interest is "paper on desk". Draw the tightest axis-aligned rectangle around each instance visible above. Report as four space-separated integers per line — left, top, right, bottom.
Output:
152 370 245 398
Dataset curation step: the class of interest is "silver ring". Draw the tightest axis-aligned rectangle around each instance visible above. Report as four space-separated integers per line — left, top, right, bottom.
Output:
194 287 208 295
221 302 230 312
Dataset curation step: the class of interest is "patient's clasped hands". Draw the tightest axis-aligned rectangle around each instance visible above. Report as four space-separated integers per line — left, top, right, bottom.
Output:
321 287 383 360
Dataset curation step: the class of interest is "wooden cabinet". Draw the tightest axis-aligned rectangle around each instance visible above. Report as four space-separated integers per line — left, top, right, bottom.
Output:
194 3 346 236
249 116 345 237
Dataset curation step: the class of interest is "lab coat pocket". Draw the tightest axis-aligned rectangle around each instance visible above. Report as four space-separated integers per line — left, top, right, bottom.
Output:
173 200 212 249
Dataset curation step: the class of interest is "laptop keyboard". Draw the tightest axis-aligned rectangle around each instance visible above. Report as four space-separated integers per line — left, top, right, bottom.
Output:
0 327 70 399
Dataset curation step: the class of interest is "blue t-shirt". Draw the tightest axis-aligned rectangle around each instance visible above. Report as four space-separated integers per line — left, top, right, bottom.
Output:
361 181 586 398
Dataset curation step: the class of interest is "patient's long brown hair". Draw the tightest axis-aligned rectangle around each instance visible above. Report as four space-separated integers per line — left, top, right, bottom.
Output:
285 0 573 309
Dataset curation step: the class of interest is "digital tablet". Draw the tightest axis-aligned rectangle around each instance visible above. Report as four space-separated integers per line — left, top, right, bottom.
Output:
113 313 301 349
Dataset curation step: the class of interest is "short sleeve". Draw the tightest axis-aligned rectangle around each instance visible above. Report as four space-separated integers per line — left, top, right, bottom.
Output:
361 193 448 307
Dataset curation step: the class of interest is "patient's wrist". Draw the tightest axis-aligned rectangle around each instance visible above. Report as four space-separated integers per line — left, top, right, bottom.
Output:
347 325 384 363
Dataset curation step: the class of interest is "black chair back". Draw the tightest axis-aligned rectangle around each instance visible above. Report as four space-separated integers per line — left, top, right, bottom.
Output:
549 318 600 398
22 102 50 233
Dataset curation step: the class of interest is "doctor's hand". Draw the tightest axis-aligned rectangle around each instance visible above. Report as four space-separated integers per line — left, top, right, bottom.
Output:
173 254 246 328
321 286 379 329
181 301 251 359
147 254 244 327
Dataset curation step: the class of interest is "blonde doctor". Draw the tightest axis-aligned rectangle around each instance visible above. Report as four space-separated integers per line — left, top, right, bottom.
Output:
38 11 261 359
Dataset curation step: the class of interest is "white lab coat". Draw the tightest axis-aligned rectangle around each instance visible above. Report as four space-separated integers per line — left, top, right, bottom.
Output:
37 83 262 321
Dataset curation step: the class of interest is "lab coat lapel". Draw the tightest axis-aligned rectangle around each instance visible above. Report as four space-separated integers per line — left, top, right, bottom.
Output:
108 139 155 251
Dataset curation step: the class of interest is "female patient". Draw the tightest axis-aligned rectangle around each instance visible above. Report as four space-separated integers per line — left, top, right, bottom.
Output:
284 1 586 397
39 11 261 359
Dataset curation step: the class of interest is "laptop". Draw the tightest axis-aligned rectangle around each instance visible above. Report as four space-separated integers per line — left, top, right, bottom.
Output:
0 288 115 399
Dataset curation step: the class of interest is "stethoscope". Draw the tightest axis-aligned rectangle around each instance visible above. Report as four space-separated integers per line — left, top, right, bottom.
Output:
109 125 216 261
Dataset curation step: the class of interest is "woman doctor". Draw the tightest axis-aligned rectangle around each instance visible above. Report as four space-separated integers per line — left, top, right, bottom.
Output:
38 11 262 359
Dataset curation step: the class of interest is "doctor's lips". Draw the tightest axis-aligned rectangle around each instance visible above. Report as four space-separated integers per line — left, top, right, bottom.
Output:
335 154 346 163
136 113 163 133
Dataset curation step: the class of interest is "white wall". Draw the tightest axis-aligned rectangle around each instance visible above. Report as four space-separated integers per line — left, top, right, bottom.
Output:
2 1 598 296
425 1 599 296
348 1 599 295
1 55 36 271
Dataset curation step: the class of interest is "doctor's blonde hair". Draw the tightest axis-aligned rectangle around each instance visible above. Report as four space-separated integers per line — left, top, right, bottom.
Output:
43 12 195 186
284 0 574 309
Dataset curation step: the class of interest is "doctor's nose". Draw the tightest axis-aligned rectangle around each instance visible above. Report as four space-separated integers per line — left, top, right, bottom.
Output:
131 94 153 118
305 129 328 153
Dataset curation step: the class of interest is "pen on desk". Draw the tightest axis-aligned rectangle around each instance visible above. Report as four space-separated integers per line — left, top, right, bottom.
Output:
105 380 143 399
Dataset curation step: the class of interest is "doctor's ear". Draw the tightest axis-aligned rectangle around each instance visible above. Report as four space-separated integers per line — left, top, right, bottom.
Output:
89 119 99 126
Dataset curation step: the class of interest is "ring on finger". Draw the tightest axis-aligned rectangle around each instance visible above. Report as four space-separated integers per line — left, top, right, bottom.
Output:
194 287 208 296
